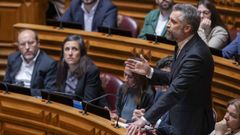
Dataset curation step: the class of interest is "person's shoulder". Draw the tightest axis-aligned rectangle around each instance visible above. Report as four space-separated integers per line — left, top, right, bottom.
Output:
8 51 21 61
211 26 228 34
146 9 160 17
70 0 81 5
38 50 56 64
189 34 212 57
101 0 115 8
193 34 208 46
9 51 20 57
86 57 99 72
68 0 82 9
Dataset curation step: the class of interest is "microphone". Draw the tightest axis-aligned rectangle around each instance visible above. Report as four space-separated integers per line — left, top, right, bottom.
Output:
114 96 125 128
114 113 121 128
0 82 9 94
83 93 116 115
150 23 158 44
107 25 112 37
51 0 63 29
233 54 240 66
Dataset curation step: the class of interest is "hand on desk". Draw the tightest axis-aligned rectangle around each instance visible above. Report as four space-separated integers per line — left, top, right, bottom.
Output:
125 118 146 135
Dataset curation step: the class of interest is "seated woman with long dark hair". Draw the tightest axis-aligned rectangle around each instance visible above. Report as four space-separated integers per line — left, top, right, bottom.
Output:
197 0 230 49
111 61 155 123
56 35 103 104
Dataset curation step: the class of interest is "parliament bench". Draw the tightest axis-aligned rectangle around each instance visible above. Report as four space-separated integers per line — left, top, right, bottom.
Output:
0 23 239 122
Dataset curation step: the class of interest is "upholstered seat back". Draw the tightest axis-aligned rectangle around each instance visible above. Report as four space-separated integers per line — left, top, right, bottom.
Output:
100 72 123 111
117 14 139 37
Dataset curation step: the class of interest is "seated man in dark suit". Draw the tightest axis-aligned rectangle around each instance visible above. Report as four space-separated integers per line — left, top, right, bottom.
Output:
3 29 57 96
60 0 117 32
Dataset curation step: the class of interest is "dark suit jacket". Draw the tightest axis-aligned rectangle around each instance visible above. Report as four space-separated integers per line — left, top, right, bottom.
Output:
3 50 57 96
60 0 117 31
60 58 104 106
144 34 215 135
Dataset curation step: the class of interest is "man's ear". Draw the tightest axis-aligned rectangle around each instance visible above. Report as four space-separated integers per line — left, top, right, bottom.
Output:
184 24 192 33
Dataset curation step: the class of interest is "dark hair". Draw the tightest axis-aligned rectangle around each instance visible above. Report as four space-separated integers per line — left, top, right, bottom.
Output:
123 57 149 105
156 56 173 69
173 4 200 34
56 35 90 91
197 0 227 29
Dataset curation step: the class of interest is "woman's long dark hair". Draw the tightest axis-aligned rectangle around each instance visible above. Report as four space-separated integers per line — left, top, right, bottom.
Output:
197 0 227 29
56 35 90 91
122 58 149 106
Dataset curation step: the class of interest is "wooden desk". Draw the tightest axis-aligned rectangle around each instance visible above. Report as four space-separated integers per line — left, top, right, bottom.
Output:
0 90 125 135
10 23 240 121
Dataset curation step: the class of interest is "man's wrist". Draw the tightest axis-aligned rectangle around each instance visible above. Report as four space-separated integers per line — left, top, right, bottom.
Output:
141 116 150 125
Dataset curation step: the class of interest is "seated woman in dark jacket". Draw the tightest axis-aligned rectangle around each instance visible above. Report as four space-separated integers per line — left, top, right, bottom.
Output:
56 35 104 105
111 63 155 123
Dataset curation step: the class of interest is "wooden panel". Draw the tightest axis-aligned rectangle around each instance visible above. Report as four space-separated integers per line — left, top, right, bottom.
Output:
0 91 125 135
12 23 240 121
2 123 45 135
0 43 16 81
0 2 21 42
0 0 48 45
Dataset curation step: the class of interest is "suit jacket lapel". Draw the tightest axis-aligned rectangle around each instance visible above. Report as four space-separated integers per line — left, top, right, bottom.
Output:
92 0 103 30
152 10 160 30
31 51 42 88
170 35 197 81
10 57 22 81
76 2 84 26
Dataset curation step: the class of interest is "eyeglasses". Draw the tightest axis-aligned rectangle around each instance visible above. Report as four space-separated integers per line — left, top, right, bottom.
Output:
198 10 210 15
18 40 37 47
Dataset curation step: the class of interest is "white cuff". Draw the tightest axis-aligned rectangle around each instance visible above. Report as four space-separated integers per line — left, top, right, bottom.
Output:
141 116 150 125
146 67 153 79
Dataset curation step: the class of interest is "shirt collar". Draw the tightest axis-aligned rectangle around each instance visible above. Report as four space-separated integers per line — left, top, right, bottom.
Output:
177 34 194 51
159 10 170 21
21 49 40 65
81 0 99 14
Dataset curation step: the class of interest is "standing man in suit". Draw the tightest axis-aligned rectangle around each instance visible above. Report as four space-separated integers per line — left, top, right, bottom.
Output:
4 29 57 96
138 0 174 39
126 4 215 135
60 0 117 32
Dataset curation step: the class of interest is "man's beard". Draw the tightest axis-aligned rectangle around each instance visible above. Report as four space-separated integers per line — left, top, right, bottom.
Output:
160 2 173 10
165 28 184 42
